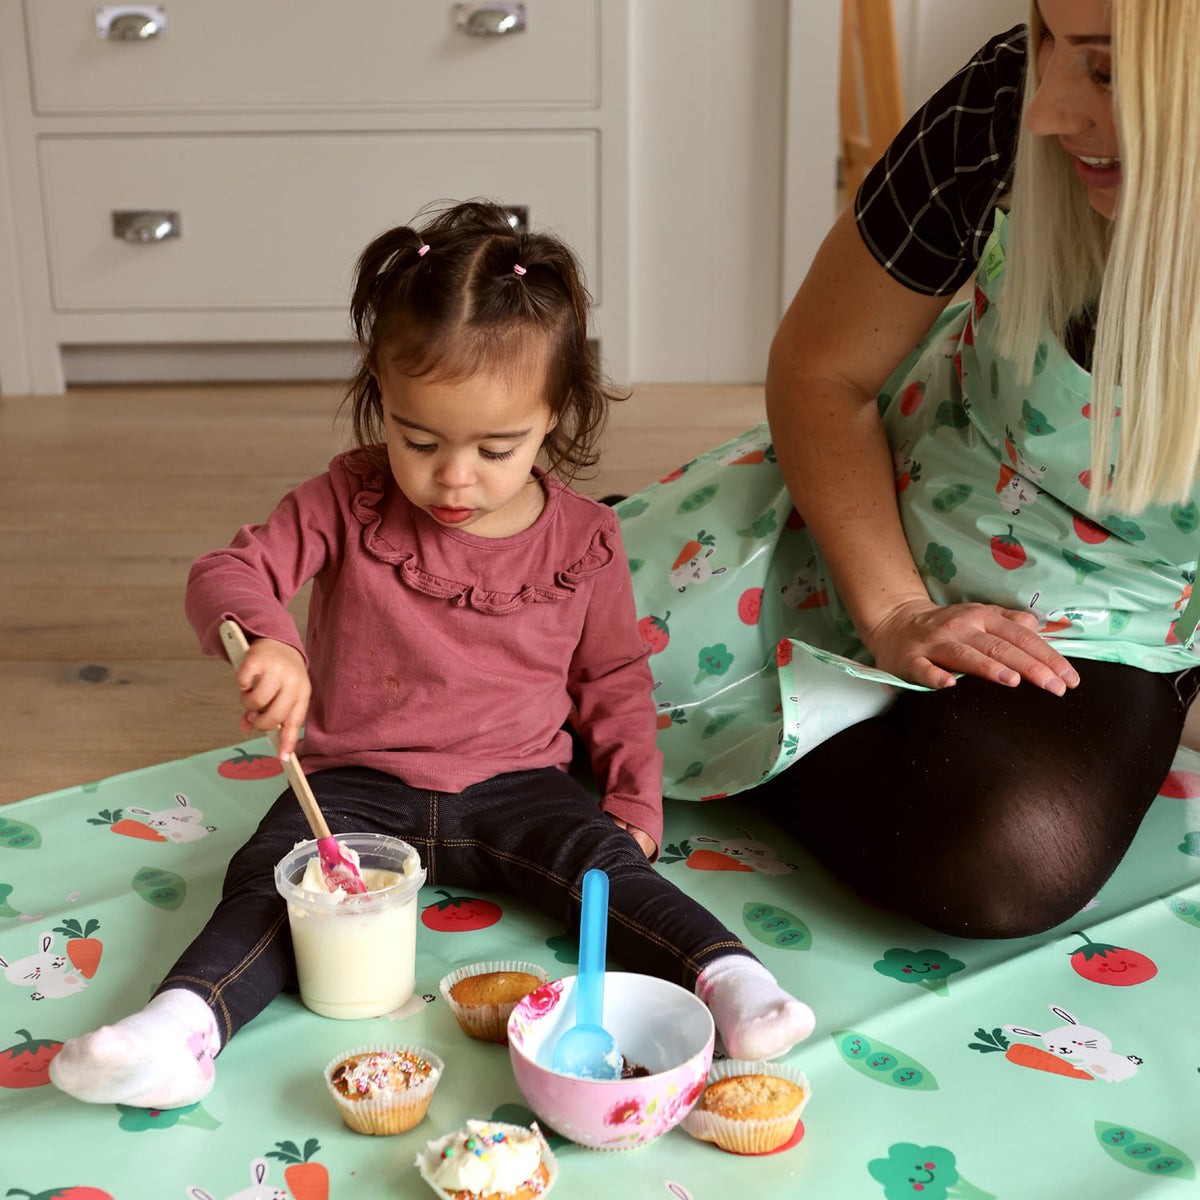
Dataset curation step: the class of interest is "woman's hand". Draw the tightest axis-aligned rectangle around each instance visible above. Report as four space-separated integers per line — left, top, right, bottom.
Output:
861 597 1081 694
233 637 311 760
609 815 657 859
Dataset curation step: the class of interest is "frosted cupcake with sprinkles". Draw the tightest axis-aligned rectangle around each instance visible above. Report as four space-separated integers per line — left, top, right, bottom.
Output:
323 1043 443 1135
416 1119 558 1200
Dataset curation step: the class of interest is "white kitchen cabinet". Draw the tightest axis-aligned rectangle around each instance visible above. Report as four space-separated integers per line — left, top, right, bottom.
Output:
0 0 628 393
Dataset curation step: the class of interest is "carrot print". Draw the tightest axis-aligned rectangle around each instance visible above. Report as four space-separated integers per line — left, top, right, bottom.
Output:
1040 617 1073 634
52 918 102 978
685 849 753 872
266 1138 329 1200
87 808 167 842
672 530 715 570
968 1027 1092 1079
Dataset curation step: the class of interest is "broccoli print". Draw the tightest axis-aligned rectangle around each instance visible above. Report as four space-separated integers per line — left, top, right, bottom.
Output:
873 948 965 997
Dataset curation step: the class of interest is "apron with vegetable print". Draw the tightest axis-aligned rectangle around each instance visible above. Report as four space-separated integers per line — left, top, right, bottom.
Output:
620 209 1200 801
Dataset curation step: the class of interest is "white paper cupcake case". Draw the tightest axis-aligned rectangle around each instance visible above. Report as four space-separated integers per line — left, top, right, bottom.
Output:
680 1058 811 1154
323 1042 445 1135
416 1120 559 1200
439 960 551 1044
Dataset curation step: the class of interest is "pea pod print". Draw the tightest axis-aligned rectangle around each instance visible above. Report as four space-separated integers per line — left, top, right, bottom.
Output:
676 484 717 514
743 902 811 951
1171 501 1199 533
1095 1122 1194 1180
0 818 41 851
833 1030 937 1091
131 866 187 912
930 483 972 513
1166 895 1200 929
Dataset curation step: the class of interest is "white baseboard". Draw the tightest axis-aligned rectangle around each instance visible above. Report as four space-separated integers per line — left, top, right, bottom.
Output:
61 342 359 385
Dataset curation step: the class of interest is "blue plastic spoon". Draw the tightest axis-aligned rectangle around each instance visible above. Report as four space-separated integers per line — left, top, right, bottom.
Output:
551 868 621 1079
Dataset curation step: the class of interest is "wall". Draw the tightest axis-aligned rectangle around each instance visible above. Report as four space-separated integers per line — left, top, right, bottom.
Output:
629 0 1027 386
894 0 1030 116
629 0 796 384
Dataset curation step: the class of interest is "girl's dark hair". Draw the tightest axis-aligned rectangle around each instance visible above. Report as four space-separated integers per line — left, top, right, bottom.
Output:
341 198 626 482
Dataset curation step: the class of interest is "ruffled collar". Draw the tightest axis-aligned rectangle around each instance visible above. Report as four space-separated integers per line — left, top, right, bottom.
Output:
341 451 615 614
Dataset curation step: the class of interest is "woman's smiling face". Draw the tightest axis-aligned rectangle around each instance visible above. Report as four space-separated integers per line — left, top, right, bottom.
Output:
1024 0 1120 219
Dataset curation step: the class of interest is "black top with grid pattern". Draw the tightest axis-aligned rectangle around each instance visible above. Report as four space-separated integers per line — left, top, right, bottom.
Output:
853 24 1028 297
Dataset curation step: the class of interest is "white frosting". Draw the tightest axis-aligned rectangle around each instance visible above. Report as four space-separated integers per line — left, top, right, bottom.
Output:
427 1120 543 1195
297 841 420 897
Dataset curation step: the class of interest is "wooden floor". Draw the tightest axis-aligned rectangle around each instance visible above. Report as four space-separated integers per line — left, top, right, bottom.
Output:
0 381 766 805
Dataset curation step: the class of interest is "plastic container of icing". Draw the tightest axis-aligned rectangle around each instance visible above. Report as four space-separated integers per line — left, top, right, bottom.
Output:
274 832 426 1019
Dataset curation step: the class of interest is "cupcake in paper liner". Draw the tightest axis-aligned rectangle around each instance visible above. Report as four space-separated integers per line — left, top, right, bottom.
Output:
681 1057 810 1154
416 1118 558 1200
439 960 550 1044
323 1042 444 1135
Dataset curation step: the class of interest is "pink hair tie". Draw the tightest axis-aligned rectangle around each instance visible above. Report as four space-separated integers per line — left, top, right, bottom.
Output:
513 263 527 276
417 244 430 257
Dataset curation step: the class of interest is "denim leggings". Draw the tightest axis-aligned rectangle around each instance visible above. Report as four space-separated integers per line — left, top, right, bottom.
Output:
159 765 752 1046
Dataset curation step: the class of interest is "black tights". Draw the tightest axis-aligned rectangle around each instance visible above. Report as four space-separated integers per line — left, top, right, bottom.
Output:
753 660 1200 940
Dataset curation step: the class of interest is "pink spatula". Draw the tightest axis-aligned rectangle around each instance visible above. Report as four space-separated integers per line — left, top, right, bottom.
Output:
219 619 367 895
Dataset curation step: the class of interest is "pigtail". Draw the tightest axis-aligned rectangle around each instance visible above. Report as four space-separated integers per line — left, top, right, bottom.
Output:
341 225 430 464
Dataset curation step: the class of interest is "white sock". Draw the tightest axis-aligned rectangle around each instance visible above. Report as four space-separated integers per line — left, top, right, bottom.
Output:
696 955 815 1061
48 988 220 1108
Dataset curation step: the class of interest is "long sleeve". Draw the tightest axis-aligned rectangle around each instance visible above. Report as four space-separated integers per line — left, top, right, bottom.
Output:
568 515 664 854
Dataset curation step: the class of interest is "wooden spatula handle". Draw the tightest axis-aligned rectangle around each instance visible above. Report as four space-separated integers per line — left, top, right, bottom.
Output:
217 619 331 841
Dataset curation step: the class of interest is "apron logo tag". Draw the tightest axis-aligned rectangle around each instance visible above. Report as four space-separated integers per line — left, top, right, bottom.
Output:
984 240 1005 281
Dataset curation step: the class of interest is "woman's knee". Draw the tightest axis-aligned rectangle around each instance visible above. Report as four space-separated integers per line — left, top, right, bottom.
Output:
897 793 1133 939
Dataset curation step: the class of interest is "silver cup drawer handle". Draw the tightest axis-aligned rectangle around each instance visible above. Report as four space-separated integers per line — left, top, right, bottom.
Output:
454 3 526 36
96 6 168 39
112 211 181 243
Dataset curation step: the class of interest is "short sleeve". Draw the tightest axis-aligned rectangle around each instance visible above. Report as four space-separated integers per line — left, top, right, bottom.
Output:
854 24 1028 296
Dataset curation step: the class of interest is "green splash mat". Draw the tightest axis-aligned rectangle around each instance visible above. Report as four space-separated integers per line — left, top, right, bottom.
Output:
3 738 1200 1199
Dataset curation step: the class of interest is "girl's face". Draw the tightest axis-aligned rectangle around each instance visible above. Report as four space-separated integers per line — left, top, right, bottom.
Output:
1025 0 1119 219
376 355 558 538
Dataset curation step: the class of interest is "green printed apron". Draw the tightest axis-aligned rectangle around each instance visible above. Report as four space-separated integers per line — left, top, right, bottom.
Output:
620 209 1200 800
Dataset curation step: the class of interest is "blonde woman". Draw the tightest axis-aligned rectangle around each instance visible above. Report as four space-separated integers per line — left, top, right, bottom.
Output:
621 0 1200 938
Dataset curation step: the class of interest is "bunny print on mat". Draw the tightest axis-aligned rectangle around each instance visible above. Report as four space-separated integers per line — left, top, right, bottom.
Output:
1006 1005 1142 1082
128 792 217 844
0 930 86 1000
688 828 798 874
187 1157 287 1200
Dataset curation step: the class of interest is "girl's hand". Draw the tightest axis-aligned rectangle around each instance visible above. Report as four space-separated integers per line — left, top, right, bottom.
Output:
233 637 311 760
609 815 656 859
861 598 1081 694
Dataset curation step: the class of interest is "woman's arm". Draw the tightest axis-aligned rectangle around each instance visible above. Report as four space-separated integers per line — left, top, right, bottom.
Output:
766 207 1078 694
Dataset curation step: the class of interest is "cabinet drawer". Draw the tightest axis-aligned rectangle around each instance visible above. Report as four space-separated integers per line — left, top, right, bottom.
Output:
38 133 598 312
26 0 598 113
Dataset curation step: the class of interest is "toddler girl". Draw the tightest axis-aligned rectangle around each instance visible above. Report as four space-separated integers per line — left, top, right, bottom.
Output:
50 200 814 1108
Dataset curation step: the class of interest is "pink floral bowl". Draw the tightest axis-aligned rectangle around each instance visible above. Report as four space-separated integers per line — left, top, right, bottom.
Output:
507 972 715 1151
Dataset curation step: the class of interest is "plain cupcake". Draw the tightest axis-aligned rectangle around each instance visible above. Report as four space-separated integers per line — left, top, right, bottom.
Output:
416 1118 557 1200
681 1058 810 1154
323 1043 444 1135
440 961 549 1044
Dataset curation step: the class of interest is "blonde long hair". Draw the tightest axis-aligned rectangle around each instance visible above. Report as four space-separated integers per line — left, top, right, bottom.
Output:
999 0 1200 513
